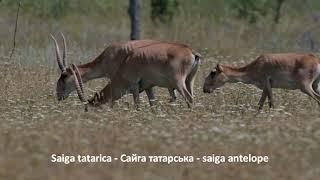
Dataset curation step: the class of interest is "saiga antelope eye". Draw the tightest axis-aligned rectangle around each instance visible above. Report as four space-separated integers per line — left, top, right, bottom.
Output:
210 71 216 78
61 72 68 78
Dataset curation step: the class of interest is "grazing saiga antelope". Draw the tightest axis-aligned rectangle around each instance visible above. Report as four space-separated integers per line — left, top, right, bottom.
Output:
203 53 320 109
84 41 201 109
51 33 201 109
51 33 200 107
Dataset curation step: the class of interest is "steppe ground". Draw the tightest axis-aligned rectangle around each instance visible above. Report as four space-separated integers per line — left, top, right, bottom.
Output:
1 53 320 179
1 1 320 179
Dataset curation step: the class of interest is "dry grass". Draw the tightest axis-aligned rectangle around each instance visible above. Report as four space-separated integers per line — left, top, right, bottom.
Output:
1 53 320 180
1 1 320 179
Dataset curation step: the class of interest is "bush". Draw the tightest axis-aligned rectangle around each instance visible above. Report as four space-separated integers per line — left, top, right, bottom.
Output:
150 0 179 23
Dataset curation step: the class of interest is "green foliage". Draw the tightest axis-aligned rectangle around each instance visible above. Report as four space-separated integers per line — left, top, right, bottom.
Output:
230 0 271 23
150 0 179 23
2 0 70 18
229 0 288 24
0 0 115 19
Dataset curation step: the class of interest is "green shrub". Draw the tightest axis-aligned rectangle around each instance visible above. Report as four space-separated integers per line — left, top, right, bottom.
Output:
150 0 179 23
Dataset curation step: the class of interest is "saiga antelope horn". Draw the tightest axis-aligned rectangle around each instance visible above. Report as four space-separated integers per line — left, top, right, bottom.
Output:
60 32 68 68
71 64 85 96
70 64 88 112
50 34 66 72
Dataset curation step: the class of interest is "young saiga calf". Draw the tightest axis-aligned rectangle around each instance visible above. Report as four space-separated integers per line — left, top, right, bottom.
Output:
203 53 320 109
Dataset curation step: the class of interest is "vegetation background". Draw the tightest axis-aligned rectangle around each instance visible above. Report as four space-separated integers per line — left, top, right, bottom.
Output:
1 0 320 179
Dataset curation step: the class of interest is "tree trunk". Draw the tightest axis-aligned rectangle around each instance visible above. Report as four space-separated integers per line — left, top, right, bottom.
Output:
274 0 285 24
128 0 141 40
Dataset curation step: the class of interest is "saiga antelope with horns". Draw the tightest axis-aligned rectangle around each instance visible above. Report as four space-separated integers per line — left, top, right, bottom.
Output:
51 33 201 109
203 53 320 109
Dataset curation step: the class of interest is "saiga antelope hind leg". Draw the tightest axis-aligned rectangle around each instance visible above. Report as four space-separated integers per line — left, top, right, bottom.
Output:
185 62 199 97
175 79 193 108
266 77 274 108
167 62 199 103
258 77 274 110
258 89 268 110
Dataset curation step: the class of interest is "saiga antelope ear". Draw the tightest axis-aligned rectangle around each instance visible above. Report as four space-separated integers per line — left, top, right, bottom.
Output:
216 64 223 73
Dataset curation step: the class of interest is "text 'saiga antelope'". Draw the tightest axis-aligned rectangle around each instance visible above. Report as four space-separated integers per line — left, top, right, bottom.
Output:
51 33 201 110
203 53 320 109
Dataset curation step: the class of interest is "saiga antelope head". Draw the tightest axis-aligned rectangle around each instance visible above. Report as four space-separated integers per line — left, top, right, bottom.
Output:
51 33 78 101
51 33 88 111
203 64 228 93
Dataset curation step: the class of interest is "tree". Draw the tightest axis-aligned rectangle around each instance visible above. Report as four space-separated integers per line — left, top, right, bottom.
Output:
128 0 141 40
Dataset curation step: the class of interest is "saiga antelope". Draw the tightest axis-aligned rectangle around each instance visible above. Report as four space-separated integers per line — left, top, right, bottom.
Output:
203 53 320 109
51 33 200 108
51 33 201 109
83 41 201 109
